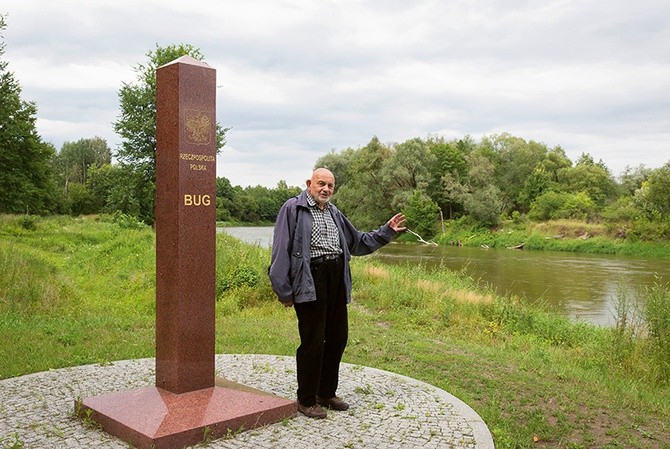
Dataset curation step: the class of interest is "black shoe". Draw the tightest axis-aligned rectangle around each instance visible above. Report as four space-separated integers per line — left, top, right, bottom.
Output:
298 403 327 419
316 396 350 411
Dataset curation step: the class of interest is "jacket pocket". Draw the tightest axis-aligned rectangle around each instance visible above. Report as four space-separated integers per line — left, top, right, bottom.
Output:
289 251 304 290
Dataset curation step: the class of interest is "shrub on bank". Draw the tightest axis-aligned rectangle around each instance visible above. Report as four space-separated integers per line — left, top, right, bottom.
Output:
435 217 670 258
215 232 274 309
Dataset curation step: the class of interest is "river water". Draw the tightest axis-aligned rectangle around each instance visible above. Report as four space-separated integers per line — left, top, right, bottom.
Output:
219 226 670 326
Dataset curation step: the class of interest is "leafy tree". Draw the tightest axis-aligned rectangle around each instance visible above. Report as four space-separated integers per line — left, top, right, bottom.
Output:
215 176 237 221
440 170 468 219
561 191 597 220
334 137 395 229
0 15 56 214
518 168 553 211
602 196 639 225
314 147 356 194
86 163 152 220
528 191 566 221
482 133 549 213
382 138 435 197
65 182 96 215
635 162 670 219
402 190 440 238
272 180 301 212
427 136 472 217
87 163 123 212
464 185 504 227
53 136 111 190
232 188 261 222
231 183 301 223
428 136 472 180
559 153 618 207
540 146 572 183
216 176 235 199
247 185 276 222
460 153 504 227
113 43 229 223
215 197 232 222
619 164 653 196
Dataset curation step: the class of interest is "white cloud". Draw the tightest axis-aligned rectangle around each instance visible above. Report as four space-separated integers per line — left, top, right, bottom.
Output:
2 0 669 187
8 57 133 91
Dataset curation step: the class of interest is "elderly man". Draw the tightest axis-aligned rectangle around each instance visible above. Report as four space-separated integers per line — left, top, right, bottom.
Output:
269 168 406 419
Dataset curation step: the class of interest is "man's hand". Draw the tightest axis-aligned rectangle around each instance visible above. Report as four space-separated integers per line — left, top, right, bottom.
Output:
387 213 407 232
283 300 294 308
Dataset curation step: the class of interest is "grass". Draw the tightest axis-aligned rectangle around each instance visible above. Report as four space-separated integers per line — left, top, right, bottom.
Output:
433 218 670 259
0 214 155 376
1 214 670 448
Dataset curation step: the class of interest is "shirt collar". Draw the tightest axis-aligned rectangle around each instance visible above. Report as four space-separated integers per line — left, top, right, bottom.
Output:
306 191 330 209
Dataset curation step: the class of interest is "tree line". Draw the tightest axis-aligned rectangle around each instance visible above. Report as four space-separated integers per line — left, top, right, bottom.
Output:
0 15 297 224
1 15 668 240
316 135 670 240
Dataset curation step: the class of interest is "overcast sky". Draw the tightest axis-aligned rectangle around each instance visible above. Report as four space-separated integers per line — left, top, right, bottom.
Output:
3 0 669 188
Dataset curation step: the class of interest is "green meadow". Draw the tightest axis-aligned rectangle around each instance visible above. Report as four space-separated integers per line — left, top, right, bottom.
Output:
1 215 669 449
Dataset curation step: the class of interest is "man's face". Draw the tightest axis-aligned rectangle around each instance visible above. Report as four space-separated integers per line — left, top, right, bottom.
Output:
307 170 335 208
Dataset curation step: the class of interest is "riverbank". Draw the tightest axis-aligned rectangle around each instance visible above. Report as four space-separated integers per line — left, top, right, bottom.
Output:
1 214 669 448
220 216 670 259
428 218 670 259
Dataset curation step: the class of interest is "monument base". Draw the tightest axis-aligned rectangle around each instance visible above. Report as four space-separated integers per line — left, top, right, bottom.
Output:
76 379 297 449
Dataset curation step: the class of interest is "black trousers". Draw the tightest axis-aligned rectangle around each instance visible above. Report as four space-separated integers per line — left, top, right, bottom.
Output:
294 256 348 407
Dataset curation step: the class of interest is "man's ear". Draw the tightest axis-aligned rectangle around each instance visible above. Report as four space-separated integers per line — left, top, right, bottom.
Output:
305 179 312 188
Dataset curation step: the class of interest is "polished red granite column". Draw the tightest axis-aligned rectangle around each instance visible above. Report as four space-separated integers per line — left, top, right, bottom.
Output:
76 56 296 449
155 55 216 394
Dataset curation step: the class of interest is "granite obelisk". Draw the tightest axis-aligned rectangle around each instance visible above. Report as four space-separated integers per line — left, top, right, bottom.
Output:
155 55 217 394
76 56 296 449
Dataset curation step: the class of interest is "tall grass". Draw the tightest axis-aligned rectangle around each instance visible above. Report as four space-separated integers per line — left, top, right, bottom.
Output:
215 233 276 315
611 283 644 372
2 215 670 448
0 214 156 377
609 279 670 385
0 243 72 313
645 280 670 383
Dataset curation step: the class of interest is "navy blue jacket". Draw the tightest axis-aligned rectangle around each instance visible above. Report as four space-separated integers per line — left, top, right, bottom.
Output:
269 190 397 304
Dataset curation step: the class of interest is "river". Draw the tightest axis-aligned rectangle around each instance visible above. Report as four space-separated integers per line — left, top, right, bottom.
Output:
218 226 670 326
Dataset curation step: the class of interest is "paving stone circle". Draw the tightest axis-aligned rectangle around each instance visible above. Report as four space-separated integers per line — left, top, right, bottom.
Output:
0 354 493 449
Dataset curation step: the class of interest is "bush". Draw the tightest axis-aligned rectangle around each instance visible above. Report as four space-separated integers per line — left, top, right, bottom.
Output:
402 190 440 238
510 210 525 225
219 266 259 291
215 233 273 308
16 215 39 231
529 191 596 221
627 216 670 242
561 191 596 220
464 185 503 228
112 212 147 230
601 196 638 224
66 183 96 216
528 191 564 220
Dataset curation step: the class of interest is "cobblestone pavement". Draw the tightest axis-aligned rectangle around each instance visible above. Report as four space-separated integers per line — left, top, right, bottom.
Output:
0 355 494 449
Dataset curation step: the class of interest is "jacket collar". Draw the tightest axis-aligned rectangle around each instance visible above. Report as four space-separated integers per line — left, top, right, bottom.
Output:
296 190 310 208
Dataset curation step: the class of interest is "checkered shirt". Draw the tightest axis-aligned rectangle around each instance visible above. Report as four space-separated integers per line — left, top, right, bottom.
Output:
306 192 342 259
